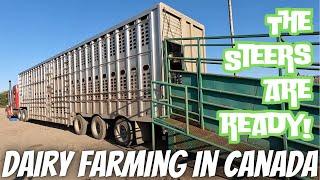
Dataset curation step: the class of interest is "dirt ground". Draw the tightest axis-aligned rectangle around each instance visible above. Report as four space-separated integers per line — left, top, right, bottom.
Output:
0 108 128 179
0 108 226 180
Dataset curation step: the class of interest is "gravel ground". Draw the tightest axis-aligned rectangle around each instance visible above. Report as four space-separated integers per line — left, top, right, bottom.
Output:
0 108 225 180
0 108 128 179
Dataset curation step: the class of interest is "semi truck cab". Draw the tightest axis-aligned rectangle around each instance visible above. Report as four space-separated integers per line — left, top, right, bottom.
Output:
5 81 20 118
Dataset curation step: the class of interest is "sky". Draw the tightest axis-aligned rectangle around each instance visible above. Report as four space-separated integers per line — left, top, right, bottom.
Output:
0 0 319 92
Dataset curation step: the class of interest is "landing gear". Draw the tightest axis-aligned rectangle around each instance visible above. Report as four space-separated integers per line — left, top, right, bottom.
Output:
114 118 134 147
91 116 108 140
73 115 88 135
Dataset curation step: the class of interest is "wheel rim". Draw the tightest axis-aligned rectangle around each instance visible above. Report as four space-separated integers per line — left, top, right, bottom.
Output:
96 123 101 135
115 119 131 144
92 117 102 136
119 124 128 141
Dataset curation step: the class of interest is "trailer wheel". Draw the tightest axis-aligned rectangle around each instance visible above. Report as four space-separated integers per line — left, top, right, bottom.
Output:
114 118 133 147
74 115 88 135
17 110 22 120
91 116 107 140
20 109 28 122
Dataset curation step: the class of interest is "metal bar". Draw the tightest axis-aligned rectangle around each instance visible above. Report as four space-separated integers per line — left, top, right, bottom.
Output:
227 0 235 46
73 50 78 114
98 38 104 114
277 36 289 152
201 87 262 100
166 31 320 41
78 47 83 113
167 34 270 40
300 103 320 109
297 66 320 70
168 57 224 61
168 56 320 67
185 86 189 134
168 51 172 116
152 100 185 111
68 52 73 122
151 82 155 150
114 30 120 114
183 43 234 47
163 40 170 118
168 57 197 60
184 61 221 65
171 94 240 110
84 45 89 114
152 80 187 88
136 20 143 117
168 62 320 70
106 34 111 114
197 38 204 129
124 25 132 116
171 112 199 123
8 80 12 107
91 42 95 115
152 122 155 150
288 139 320 150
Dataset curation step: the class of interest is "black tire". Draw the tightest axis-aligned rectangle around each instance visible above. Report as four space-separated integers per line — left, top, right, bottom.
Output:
73 115 88 135
91 116 107 140
114 118 134 147
17 109 22 120
20 109 28 122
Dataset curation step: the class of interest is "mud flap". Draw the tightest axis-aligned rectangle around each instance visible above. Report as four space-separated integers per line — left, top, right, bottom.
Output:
135 121 151 145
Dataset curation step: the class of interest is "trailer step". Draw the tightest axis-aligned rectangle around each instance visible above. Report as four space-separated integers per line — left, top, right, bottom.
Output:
154 117 262 152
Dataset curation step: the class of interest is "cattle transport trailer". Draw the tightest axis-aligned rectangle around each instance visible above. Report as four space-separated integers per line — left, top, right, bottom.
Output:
15 3 205 146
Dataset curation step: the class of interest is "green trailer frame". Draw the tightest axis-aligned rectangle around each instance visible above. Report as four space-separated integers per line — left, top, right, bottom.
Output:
151 32 320 154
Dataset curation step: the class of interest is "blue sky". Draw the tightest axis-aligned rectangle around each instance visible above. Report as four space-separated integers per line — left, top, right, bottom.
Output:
0 0 319 91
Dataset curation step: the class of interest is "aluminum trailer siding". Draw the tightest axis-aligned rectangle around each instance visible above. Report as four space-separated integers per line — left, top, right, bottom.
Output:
17 3 205 144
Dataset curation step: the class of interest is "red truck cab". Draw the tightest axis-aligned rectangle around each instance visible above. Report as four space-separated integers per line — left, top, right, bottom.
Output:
5 83 20 118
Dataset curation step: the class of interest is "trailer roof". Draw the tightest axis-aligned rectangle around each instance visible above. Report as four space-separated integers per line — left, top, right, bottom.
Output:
19 2 204 75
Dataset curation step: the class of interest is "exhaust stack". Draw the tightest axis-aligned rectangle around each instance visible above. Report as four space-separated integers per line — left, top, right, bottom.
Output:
8 80 12 106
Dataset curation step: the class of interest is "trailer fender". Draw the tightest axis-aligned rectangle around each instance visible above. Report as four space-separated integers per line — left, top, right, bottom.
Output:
135 121 151 144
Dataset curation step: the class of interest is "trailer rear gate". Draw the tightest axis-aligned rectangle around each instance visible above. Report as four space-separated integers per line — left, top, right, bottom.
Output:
18 3 205 125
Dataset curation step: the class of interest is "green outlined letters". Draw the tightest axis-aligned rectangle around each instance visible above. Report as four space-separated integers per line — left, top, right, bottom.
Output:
265 8 313 37
222 42 313 75
217 111 314 144
261 76 314 109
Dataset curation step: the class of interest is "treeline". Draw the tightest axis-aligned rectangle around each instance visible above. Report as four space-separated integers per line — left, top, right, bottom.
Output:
0 91 8 108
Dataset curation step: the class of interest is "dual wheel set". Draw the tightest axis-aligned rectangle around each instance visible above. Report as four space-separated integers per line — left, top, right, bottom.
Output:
15 109 134 147
16 109 28 122
73 115 134 147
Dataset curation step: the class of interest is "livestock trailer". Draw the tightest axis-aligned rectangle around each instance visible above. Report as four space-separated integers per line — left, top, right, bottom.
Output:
12 3 206 146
